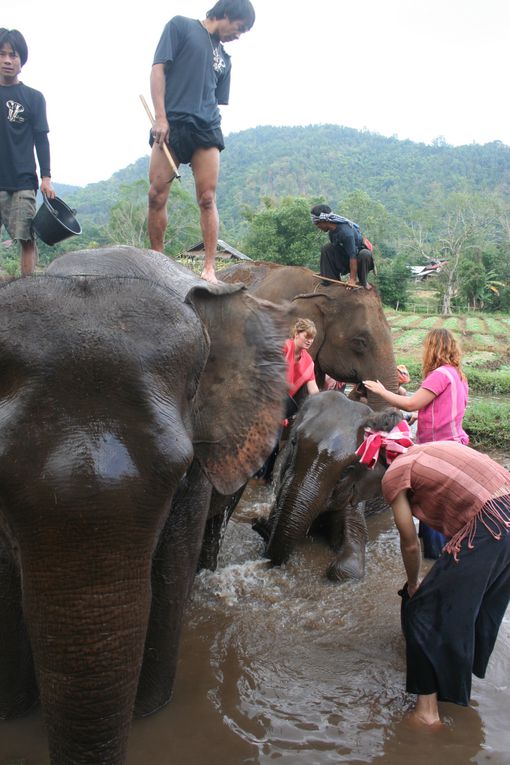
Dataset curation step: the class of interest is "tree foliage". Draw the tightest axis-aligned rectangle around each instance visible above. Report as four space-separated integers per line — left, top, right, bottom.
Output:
242 196 323 267
9 124 506 309
375 256 411 309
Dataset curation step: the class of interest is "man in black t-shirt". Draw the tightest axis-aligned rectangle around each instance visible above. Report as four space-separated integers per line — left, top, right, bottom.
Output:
0 28 55 276
148 0 255 283
311 203 374 289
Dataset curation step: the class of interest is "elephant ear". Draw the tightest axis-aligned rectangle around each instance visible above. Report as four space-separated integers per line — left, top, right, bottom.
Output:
186 284 289 494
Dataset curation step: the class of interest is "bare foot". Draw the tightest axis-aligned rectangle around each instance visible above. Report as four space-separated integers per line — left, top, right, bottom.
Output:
201 266 218 284
406 709 443 729
364 283 373 290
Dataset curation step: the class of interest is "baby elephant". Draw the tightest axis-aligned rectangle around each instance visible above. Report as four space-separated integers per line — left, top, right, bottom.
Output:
258 392 392 581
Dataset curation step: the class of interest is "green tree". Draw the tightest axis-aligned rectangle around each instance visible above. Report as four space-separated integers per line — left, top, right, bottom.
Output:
242 196 323 267
458 256 505 310
105 180 151 249
104 180 201 258
376 256 411 309
337 190 393 254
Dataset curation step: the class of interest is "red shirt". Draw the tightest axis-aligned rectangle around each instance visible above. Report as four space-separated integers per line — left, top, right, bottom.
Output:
283 339 315 396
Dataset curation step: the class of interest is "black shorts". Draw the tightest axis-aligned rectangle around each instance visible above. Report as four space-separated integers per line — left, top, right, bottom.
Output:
149 121 225 165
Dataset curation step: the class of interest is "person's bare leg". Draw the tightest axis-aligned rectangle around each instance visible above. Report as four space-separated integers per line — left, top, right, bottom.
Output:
191 147 220 283
408 693 441 727
148 143 178 252
20 239 37 276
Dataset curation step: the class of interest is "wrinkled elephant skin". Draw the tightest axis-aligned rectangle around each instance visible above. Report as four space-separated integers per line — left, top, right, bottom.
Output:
266 391 387 581
0 247 288 765
220 261 398 409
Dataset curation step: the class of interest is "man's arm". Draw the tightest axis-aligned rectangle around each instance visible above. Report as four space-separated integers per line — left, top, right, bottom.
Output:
34 132 55 198
362 380 436 412
340 227 358 287
391 489 421 596
150 64 170 144
348 257 358 286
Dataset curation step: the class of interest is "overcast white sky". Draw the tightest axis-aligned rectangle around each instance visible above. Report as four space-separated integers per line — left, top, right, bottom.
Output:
4 0 510 186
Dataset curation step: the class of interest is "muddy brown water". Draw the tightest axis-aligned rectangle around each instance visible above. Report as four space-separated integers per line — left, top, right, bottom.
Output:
2 469 510 765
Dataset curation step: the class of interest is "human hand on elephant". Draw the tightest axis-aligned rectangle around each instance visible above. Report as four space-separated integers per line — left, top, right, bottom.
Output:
363 379 388 398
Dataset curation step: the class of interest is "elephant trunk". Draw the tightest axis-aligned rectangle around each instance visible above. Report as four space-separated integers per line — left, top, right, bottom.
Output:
19 511 157 765
266 460 340 565
366 364 399 411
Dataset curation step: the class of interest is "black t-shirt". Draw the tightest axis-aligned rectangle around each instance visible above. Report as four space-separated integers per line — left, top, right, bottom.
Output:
329 221 363 261
0 81 50 191
153 16 231 129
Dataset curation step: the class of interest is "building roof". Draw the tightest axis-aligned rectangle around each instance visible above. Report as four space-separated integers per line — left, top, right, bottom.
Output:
185 239 252 260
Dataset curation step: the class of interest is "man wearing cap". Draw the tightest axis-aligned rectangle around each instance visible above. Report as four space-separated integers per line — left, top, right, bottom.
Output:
311 203 374 289
0 28 55 276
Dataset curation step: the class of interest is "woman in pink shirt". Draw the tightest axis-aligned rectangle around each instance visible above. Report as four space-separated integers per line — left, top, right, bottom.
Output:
364 329 469 557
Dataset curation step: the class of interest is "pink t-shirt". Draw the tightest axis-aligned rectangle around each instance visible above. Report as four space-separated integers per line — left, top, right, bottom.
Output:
417 365 469 445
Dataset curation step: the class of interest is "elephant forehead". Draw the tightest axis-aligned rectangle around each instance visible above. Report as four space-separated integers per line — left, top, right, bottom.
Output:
297 430 358 462
43 431 139 482
0 276 205 373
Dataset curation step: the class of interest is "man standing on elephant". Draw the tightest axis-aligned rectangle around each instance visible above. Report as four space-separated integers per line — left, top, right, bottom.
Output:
147 0 255 284
311 204 374 289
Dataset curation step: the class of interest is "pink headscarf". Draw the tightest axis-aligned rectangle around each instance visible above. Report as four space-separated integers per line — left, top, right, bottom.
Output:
355 420 414 469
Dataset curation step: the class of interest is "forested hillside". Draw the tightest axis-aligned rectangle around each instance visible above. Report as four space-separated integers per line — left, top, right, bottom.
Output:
217 125 510 232
3 124 509 313
54 123 510 238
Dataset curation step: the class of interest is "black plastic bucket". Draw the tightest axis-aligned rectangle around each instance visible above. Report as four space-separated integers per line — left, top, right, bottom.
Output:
33 195 82 246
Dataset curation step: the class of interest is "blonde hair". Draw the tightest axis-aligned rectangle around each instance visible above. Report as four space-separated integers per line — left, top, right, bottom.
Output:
291 318 317 338
422 328 466 380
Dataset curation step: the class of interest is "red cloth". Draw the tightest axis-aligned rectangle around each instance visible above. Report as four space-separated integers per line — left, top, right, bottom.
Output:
356 420 414 469
283 339 315 396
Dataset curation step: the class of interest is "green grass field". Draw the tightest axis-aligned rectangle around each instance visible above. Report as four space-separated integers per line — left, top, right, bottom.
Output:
385 309 510 448
386 309 510 382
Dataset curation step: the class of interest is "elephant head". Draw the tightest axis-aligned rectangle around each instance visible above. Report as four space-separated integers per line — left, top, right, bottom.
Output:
289 288 397 410
219 261 398 410
264 392 397 581
0 247 288 764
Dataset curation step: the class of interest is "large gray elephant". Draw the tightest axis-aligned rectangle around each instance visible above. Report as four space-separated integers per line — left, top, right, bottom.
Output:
259 393 401 581
219 260 398 409
0 247 289 765
196 260 400 574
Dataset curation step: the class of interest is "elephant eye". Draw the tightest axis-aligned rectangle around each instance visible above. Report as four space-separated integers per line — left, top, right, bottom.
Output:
350 335 368 354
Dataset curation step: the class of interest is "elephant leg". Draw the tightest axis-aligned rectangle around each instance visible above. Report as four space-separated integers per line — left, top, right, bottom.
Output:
198 483 246 572
135 460 212 717
325 502 368 582
0 530 38 718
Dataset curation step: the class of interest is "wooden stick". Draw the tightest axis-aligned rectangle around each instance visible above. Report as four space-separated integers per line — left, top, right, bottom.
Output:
139 94 181 180
312 273 361 289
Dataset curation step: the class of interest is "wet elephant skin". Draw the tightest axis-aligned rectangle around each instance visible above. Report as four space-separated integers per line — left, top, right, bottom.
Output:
265 391 388 581
0 247 289 765
219 260 399 410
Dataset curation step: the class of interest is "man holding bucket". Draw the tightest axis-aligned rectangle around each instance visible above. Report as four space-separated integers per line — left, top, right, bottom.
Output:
0 28 55 276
